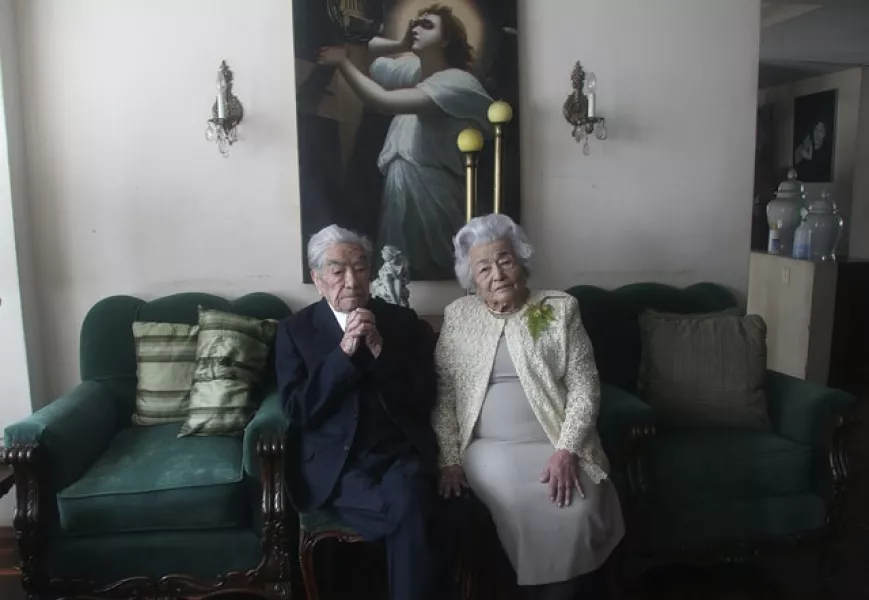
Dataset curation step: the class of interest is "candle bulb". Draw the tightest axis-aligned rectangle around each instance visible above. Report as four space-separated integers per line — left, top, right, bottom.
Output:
585 72 597 119
216 68 227 120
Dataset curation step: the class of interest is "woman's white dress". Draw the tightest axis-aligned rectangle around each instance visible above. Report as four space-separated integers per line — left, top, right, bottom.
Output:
462 335 625 586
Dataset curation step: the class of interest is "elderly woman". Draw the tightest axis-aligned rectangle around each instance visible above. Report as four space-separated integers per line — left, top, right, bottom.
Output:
434 214 624 599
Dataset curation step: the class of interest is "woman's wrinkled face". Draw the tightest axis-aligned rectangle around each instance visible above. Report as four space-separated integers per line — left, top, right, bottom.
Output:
410 13 445 53
469 239 527 310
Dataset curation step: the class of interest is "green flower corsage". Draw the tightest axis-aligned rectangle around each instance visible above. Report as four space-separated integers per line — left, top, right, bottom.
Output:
525 300 555 341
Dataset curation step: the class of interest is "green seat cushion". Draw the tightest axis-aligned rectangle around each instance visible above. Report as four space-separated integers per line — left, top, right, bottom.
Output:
652 427 813 503
300 509 360 538
57 423 246 535
649 492 827 550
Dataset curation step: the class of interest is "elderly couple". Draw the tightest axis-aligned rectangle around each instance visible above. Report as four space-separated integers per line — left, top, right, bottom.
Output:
277 215 624 600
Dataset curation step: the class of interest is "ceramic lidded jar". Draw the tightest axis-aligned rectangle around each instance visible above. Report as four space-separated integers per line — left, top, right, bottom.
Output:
767 168 807 256
805 189 844 261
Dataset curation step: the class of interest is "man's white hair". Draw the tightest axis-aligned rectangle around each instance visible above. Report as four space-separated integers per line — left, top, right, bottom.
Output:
453 213 533 291
307 224 373 271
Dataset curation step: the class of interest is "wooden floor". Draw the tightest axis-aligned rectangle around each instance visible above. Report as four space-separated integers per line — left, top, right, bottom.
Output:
0 527 22 600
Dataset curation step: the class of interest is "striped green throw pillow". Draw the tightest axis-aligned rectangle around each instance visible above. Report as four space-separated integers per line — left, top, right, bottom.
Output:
179 307 278 437
132 322 199 426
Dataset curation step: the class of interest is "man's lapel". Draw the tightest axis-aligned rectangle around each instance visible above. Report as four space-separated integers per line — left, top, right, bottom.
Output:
313 298 344 352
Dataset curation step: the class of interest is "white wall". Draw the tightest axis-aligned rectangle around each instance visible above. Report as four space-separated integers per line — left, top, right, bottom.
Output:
11 0 760 399
519 0 759 294
0 0 37 525
758 68 864 256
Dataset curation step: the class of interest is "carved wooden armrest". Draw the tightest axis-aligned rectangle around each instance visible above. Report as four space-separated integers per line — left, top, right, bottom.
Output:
254 435 292 587
828 408 857 535
2 444 44 592
626 424 656 502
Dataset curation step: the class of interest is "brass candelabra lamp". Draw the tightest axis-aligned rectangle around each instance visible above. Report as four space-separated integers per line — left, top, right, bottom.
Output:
456 100 514 222
563 61 607 156
205 61 245 158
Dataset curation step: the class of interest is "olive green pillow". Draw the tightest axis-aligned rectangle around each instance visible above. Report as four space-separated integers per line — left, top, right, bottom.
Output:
132 322 199 426
638 310 770 429
179 307 278 437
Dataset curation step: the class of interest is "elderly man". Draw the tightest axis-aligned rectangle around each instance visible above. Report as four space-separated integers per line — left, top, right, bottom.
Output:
276 225 448 600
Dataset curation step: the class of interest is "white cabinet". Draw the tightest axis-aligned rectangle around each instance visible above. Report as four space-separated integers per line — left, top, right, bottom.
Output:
747 251 837 383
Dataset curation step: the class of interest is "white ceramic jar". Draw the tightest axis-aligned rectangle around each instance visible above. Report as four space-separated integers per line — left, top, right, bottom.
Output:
767 169 807 256
805 190 844 261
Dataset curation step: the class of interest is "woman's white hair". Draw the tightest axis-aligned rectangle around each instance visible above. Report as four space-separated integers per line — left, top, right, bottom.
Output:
307 224 373 271
453 214 533 291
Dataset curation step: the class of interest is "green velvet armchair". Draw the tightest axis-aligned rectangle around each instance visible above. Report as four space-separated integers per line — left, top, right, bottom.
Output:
2 293 295 600
567 283 856 573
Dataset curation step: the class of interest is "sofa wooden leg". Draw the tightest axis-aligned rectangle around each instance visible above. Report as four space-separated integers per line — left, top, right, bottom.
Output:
298 533 319 600
269 580 293 600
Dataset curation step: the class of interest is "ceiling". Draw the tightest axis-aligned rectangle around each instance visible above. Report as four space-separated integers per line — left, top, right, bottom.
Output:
760 0 869 87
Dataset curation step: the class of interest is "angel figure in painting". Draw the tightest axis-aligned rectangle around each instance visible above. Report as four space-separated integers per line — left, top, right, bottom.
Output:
317 3 493 280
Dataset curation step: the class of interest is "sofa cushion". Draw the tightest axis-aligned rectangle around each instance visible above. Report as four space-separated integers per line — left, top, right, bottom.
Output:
566 283 739 393
132 321 199 426
57 423 246 535
638 310 770 428
652 427 813 503
180 308 278 437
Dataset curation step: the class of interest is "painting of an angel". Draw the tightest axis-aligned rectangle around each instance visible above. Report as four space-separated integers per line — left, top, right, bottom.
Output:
293 0 521 281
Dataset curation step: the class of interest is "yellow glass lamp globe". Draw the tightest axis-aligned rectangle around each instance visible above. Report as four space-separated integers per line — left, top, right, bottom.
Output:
487 100 513 124
457 127 484 153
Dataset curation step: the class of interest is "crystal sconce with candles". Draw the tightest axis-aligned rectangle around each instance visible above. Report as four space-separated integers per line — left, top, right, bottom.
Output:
456 100 513 222
205 61 244 157
563 61 607 155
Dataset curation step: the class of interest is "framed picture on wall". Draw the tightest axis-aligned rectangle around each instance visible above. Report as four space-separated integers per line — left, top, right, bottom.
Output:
792 89 837 183
292 0 521 282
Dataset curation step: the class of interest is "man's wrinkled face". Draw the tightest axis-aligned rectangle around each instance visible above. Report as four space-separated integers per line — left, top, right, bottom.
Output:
313 243 371 313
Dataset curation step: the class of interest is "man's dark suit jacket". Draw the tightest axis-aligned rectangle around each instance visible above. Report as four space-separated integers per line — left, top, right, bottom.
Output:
276 297 439 512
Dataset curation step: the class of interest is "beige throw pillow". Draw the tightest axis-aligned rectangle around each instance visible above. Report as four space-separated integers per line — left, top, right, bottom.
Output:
132 322 199 425
638 310 770 428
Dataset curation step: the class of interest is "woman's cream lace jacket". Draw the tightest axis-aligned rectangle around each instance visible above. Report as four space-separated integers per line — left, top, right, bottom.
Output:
433 290 610 483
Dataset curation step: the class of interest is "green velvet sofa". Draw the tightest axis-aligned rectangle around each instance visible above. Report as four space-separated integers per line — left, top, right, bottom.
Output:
566 282 856 574
2 292 295 600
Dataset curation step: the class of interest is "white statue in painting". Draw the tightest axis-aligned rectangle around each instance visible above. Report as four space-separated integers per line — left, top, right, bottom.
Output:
316 3 493 280
371 245 411 307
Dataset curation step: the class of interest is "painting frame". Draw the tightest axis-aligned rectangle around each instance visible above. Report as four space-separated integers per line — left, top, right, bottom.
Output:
292 0 521 283
792 89 837 184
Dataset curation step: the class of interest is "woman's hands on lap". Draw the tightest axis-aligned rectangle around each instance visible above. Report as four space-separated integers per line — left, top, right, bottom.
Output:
541 449 585 508
438 465 468 498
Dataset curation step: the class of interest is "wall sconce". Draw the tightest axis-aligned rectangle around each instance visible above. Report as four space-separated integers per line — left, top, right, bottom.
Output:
563 61 607 155
456 100 513 222
205 61 244 157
